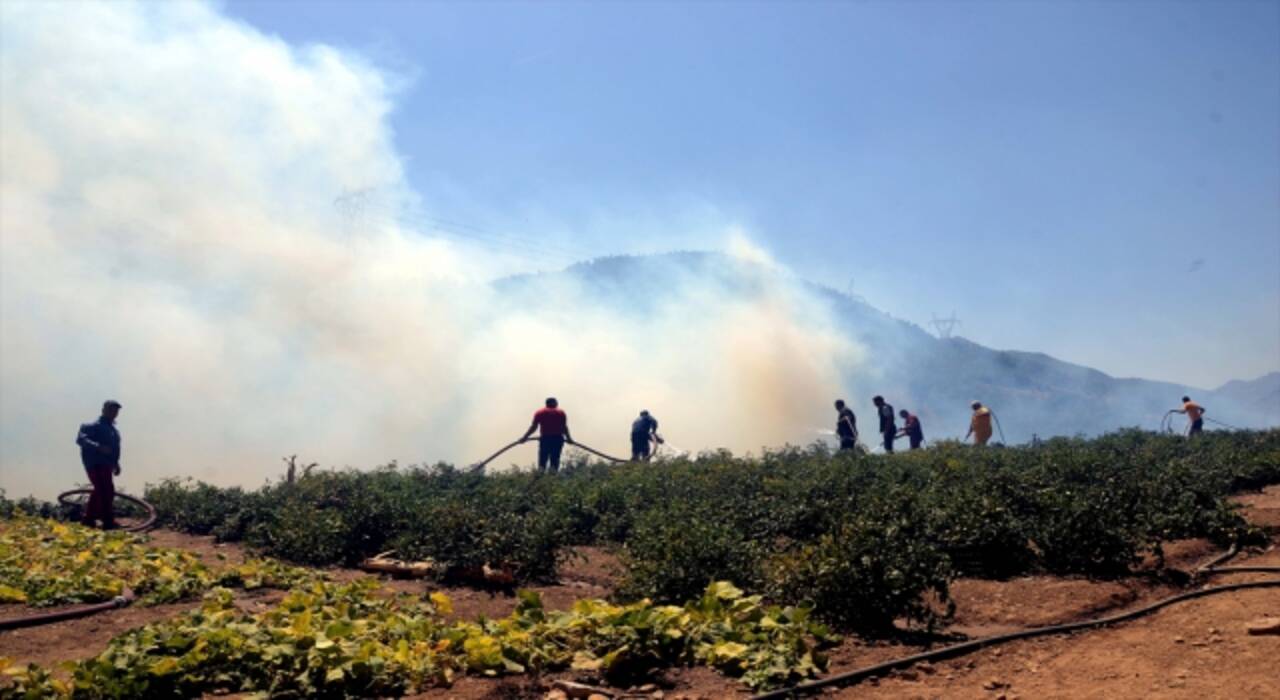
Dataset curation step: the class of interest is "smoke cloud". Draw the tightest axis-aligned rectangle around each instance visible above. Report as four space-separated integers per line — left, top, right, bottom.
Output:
0 1 864 498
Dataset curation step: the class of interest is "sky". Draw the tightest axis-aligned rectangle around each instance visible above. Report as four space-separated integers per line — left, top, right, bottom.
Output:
220 0 1280 389
1 0 1278 498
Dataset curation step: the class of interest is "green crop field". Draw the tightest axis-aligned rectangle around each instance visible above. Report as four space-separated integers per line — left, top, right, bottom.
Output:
3 428 1278 697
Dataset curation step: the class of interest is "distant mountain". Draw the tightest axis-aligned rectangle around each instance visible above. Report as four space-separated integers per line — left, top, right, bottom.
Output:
1213 372 1280 425
496 252 1278 442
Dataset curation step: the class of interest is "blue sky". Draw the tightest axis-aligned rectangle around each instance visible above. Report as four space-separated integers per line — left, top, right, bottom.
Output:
222 0 1279 388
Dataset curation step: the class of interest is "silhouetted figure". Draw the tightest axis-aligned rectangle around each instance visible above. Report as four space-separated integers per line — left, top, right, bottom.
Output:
834 399 858 451
873 396 896 453
630 410 660 461
76 400 122 529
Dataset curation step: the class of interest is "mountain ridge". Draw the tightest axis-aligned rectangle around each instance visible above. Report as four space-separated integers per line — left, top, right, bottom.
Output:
494 251 1279 441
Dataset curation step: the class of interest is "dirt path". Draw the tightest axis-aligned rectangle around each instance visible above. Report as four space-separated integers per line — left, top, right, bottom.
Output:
821 485 1280 700
2 485 1277 699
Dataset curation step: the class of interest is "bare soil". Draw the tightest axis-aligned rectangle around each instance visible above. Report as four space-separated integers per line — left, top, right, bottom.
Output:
3 486 1278 700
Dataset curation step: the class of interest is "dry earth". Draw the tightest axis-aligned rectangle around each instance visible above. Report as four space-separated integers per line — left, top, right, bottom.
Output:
2 485 1278 699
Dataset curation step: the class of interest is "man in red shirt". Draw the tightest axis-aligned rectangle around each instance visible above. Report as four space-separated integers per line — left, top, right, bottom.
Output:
521 397 573 473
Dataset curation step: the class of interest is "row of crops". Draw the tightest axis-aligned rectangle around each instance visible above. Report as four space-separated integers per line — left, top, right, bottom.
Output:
1 429 1277 697
0 515 313 607
0 518 834 696
129 429 1280 632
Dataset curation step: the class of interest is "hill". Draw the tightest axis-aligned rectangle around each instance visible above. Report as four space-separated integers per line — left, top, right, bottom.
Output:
496 252 1277 442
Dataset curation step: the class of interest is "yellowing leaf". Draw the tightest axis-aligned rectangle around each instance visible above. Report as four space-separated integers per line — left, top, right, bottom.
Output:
429 591 453 615
149 658 180 676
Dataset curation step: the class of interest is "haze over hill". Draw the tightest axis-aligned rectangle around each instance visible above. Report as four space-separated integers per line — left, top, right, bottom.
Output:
501 252 1280 443
2 2 1275 501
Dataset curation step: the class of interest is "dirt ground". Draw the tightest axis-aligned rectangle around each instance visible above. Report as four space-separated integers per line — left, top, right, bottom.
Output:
2 485 1278 699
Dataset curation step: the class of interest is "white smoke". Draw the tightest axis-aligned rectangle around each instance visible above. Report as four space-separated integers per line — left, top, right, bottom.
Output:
0 1 865 498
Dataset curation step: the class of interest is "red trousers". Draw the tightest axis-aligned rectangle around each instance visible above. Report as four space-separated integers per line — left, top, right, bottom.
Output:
83 465 116 525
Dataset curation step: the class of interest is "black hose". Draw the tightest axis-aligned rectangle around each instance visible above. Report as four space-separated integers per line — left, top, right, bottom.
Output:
0 588 135 632
750 577 1280 700
471 438 628 471
470 439 525 471
568 441 628 464
1195 543 1238 573
57 489 157 533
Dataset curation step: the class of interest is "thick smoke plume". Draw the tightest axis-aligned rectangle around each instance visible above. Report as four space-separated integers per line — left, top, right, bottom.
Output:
0 2 864 498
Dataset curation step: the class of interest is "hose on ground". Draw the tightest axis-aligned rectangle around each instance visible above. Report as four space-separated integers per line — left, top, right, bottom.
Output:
1195 543 1238 573
0 588 135 632
750 573 1280 699
56 489 157 533
1207 565 1280 574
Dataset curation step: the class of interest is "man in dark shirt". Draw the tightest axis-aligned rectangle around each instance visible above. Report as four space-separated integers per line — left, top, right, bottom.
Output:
897 409 925 450
834 399 858 451
630 410 660 461
521 397 573 473
76 400 122 528
873 396 896 454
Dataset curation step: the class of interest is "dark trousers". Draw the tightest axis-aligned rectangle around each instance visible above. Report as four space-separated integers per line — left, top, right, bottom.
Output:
538 436 565 472
631 434 651 461
1190 419 1204 435
83 465 115 525
882 431 895 453
839 437 856 451
908 436 923 450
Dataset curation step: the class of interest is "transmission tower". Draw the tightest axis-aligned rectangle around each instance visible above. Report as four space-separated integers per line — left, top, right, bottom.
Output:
930 311 961 339
333 188 374 239
844 277 868 304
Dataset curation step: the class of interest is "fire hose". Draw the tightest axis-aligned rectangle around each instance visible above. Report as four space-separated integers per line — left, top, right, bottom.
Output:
1161 411 1242 435
0 588 136 632
471 438 628 471
751 546 1280 699
56 489 158 533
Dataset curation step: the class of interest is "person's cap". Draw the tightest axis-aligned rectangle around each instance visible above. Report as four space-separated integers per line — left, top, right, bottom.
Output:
103 400 122 409
640 409 649 416
971 400 982 408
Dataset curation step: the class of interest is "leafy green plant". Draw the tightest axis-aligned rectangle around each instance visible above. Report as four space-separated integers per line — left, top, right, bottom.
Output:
0 581 835 697
0 515 313 607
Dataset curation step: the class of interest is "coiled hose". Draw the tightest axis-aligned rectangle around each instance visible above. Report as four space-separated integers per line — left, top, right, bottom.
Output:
57 489 158 533
751 553 1280 700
